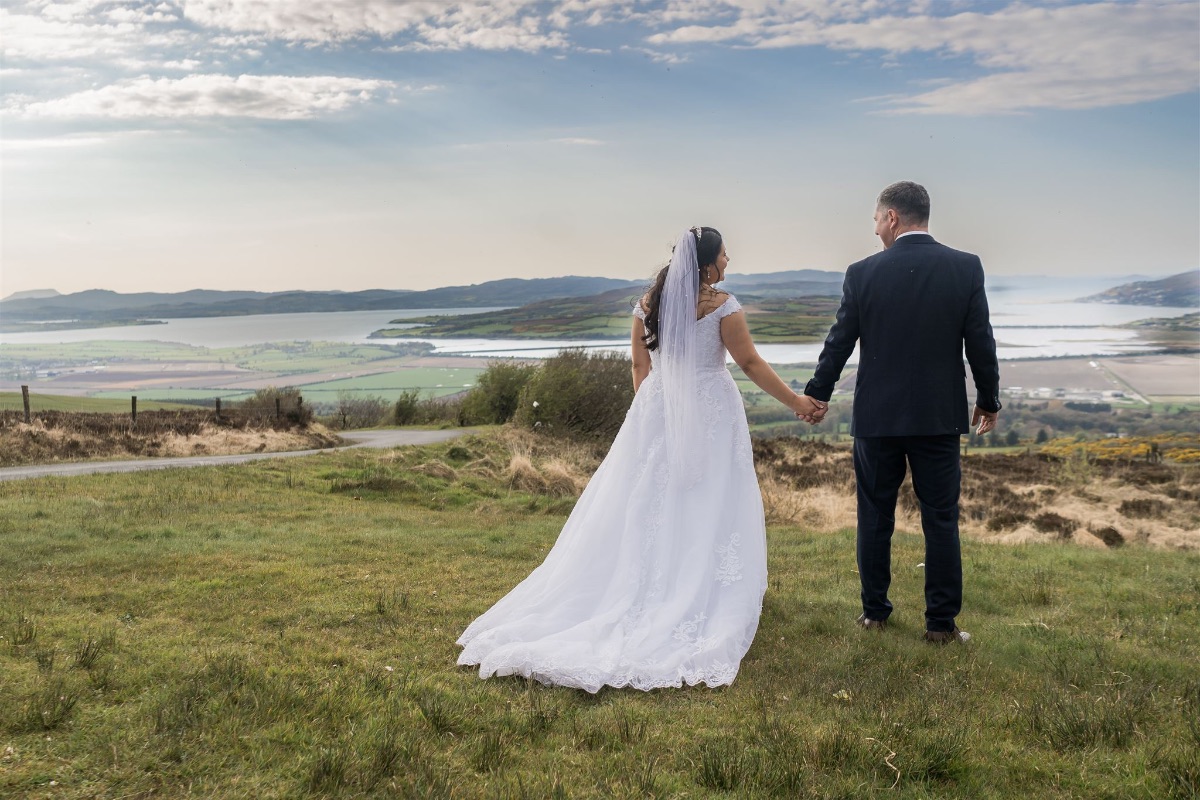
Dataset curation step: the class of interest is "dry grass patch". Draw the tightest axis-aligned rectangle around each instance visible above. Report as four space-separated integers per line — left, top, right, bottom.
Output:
499 429 601 499
0 410 338 466
753 439 1200 551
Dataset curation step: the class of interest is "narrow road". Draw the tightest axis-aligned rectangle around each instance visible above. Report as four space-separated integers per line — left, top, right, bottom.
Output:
0 428 472 483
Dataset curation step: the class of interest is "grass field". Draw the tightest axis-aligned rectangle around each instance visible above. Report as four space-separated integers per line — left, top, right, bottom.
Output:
88 388 255 403
0 432 1196 799
296 367 486 402
372 290 640 341
0 392 194 413
732 364 816 394
0 341 210 364
372 292 840 344
229 343 428 375
1 341 427 372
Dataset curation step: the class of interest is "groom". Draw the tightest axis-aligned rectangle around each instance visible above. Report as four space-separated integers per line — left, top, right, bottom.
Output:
803 181 1000 643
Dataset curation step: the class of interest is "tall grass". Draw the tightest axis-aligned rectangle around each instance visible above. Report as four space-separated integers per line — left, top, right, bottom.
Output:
0 432 1196 798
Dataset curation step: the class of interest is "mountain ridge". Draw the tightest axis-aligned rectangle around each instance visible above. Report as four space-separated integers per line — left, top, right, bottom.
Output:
0 271 844 323
1077 270 1199 307
0 277 641 322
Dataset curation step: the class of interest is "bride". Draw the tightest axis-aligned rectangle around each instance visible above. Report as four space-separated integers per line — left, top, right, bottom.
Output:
457 227 825 692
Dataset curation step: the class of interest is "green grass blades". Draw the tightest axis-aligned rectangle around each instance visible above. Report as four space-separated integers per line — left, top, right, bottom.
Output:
0 432 1197 798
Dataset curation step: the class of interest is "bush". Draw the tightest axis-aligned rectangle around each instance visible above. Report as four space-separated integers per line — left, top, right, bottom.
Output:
460 361 538 425
237 386 312 426
388 391 467 428
417 394 466 427
394 389 422 426
513 349 634 444
334 392 389 429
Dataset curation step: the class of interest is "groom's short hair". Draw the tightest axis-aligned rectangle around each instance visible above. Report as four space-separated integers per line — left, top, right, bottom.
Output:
877 181 930 226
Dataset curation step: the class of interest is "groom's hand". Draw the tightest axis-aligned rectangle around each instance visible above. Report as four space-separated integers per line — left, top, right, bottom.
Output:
972 405 998 435
794 395 828 424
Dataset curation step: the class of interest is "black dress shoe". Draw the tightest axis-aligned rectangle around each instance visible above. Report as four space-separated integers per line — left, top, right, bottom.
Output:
856 613 887 631
923 627 971 644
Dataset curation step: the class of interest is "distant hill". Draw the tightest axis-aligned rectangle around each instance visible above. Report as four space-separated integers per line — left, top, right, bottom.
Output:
0 272 844 324
372 284 841 342
0 278 643 323
724 279 843 298
724 269 843 288
1 288 61 302
0 289 276 319
1079 271 1200 307
374 287 644 340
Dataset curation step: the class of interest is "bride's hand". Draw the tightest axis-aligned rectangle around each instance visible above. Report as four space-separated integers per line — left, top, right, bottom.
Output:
792 394 828 424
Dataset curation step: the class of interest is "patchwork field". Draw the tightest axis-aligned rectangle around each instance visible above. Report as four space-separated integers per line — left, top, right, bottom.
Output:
6 331 1196 417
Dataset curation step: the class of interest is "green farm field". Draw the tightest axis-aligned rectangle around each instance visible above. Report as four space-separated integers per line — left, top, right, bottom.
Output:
296 367 486 402
88 388 255 403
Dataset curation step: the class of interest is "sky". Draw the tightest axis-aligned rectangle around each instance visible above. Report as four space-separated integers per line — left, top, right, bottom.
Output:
1 0 1198 297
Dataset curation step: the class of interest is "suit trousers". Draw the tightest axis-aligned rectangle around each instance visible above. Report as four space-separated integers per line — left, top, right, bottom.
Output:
853 434 963 632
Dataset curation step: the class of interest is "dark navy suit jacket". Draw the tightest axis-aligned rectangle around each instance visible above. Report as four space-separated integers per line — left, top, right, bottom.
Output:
804 233 1001 437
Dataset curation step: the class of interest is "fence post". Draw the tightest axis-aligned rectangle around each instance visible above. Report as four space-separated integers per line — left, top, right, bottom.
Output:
131 396 137 426
275 397 281 419
21 385 31 424
215 397 222 420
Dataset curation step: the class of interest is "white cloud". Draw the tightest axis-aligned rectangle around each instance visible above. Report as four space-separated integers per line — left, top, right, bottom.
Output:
643 1 1200 114
870 2 1200 114
550 137 604 145
7 74 397 119
0 6 189 62
1 1 1195 118
619 45 686 64
180 0 571 51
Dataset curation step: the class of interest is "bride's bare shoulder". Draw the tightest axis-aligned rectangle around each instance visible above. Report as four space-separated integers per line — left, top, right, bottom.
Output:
698 288 732 317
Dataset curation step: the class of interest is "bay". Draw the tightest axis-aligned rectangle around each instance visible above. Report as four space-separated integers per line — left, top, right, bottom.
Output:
0 276 1194 363
0 308 504 349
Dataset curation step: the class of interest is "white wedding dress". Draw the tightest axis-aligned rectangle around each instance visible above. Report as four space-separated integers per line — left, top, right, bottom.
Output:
457 294 768 692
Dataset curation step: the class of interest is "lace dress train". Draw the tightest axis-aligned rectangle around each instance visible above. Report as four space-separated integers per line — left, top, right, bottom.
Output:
456 295 766 692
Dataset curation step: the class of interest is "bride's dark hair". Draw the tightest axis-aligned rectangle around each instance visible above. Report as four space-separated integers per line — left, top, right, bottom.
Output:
639 227 722 352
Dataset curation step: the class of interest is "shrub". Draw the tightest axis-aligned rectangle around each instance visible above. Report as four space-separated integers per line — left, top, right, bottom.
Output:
460 361 538 425
1064 401 1112 413
394 389 422 426
334 392 389 429
237 386 312 425
418 394 466 427
513 349 634 444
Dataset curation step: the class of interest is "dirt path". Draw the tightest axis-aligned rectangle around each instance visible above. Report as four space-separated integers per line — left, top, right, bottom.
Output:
0 428 472 483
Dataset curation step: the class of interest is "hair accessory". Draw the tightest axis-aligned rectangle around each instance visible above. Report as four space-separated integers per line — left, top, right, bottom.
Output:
691 226 703 243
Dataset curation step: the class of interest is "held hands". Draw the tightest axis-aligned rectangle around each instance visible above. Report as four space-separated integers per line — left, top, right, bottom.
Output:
972 405 999 435
792 394 828 425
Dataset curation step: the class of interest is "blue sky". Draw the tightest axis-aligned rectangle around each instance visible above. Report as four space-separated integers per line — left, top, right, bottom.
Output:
1 0 1198 296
